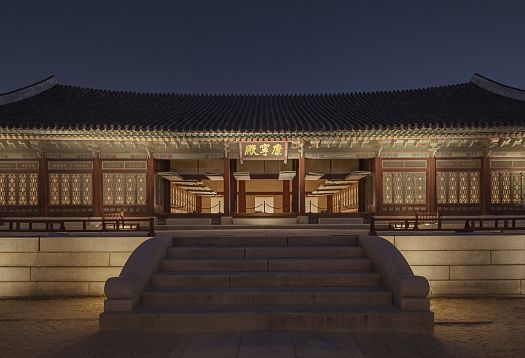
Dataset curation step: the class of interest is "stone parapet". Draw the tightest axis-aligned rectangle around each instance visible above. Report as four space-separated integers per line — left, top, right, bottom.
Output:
383 234 525 297
0 236 149 297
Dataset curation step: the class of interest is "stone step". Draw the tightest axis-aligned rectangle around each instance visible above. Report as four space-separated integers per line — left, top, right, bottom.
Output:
171 235 358 247
101 306 434 333
160 258 371 272
151 271 381 288
142 287 392 307
167 246 364 259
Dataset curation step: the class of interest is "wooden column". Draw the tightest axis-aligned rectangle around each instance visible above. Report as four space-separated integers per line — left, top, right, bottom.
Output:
157 159 171 214
230 159 237 214
38 158 48 217
223 158 231 215
146 158 155 216
196 196 202 213
92 158 103 216
238 180 246 213
327 195 333 213
428 156 437 213
292 160 298 213
373 158 382 214
481 156 491 215
283 180 290 213
298 156 306 215
358 159 367 213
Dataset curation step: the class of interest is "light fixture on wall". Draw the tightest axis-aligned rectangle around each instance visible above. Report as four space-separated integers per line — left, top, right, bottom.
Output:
233 172 251 180
205 173 224 181
157 172 183 181
278 171 296 180
305 172 323 180
345 171 371 181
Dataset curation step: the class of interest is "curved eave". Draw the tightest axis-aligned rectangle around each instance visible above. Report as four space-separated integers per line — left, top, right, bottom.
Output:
2 125 525 142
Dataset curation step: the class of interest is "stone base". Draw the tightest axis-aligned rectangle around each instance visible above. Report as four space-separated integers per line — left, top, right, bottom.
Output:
100 307 434 334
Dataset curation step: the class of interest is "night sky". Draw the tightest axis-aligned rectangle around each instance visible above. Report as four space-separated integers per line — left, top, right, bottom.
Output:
1 0 524 94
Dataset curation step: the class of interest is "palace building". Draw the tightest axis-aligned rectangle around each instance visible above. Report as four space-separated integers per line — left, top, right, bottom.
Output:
1 73 525 220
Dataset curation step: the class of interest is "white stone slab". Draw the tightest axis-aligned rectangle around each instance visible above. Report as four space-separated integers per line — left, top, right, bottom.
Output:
395 235 525 251
0 237 39 252
31 267 122 282
491 250 525 265
39 236 148 252
401 250 491 265
0 267 30 281
450 265 525 280
0 252 110 266
411 266 450 280
430 280 521 296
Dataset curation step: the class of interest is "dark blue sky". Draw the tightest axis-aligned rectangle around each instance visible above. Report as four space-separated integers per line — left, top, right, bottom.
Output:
1 0 524 93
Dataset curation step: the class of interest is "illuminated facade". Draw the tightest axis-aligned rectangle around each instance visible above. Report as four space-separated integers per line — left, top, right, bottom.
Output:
1 73 525 218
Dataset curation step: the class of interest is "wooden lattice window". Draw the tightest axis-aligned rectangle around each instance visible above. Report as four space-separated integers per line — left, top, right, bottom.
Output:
382 172 426 205
103 173 146 206
49 173 92 206
0 173 38 206
436 172 480 204
491 171 525 204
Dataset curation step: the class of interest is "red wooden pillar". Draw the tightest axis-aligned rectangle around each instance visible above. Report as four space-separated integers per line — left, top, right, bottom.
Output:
230 160 237 214
196 196 202 213
297 156 306 215
283 180 290 213
292 160 298 213
428 156 437 213
238 180 246 213
223 158 231 215
327 195 333 213
92 158 103 216
358 159 367 213
373 158 382 214
146 158 155 215
38 158 48 216
481 156 491 215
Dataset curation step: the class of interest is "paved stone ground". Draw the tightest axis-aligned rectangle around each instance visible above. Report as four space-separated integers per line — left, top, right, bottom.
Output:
0 298 524 357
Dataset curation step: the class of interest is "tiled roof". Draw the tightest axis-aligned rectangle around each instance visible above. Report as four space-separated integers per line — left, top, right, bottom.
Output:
0 74 524 133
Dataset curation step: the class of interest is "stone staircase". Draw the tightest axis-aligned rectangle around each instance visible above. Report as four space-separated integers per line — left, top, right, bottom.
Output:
101 234 433 333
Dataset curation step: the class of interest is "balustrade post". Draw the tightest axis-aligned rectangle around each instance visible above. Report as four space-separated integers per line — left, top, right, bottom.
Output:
148 218 155 236
368 216 377 236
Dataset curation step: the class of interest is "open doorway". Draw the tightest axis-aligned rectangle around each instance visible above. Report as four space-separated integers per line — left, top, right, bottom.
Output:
254 196 274 213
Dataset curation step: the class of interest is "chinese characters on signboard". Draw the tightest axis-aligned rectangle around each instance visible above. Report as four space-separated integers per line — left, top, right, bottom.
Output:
239 141 288 163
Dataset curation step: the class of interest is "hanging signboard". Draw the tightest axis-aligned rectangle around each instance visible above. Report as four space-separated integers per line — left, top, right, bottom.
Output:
239 141 288 164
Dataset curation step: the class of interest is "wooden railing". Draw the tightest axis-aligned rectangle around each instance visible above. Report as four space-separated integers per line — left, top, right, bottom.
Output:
369 215 525 236
0 217 155 236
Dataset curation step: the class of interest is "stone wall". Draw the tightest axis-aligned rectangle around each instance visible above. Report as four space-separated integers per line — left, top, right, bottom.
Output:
382 234 525 296
0 236 149 297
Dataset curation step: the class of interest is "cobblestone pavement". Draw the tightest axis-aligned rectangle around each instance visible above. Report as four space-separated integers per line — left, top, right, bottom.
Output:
0 298 524 357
